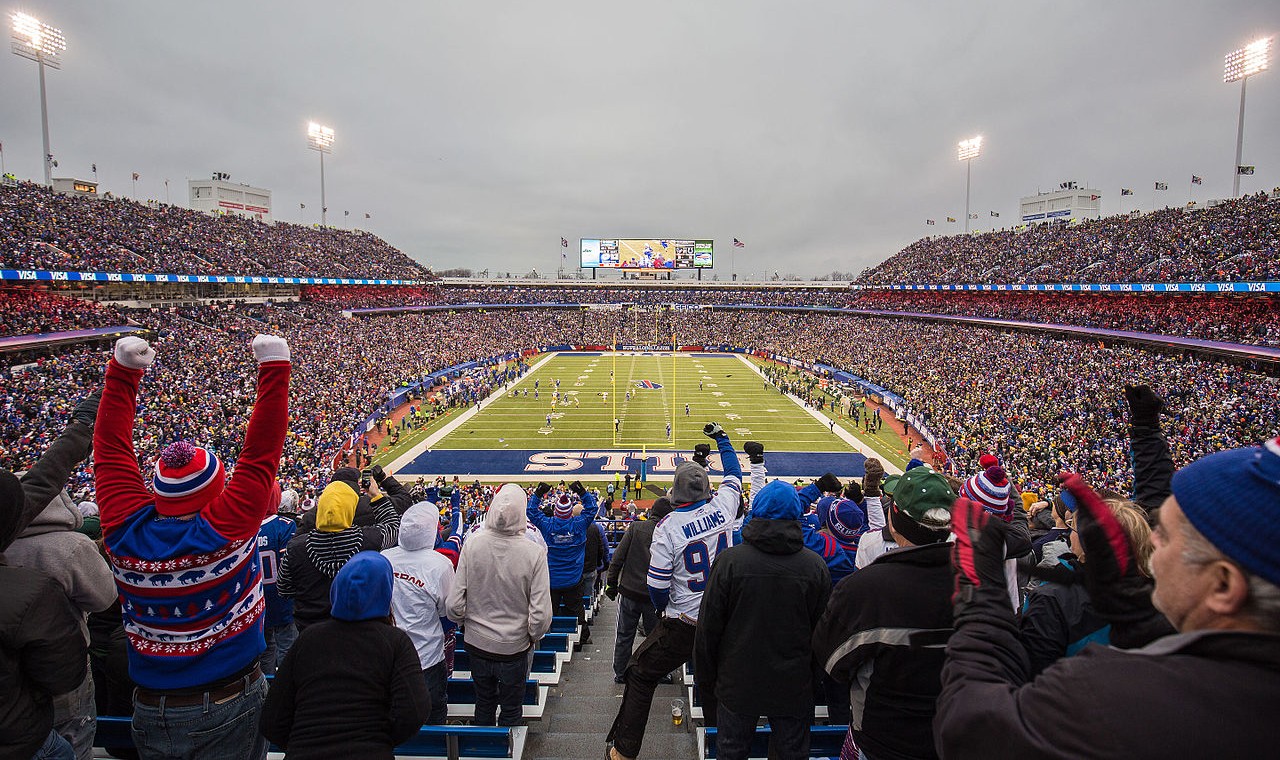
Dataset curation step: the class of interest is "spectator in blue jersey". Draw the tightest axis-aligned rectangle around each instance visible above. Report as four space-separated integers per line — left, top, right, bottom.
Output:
607 423 742 760
93 334 291 760
694 480 831 760
260 552 431 758
257 483 297 676
525 481 602 631
383 502 456 725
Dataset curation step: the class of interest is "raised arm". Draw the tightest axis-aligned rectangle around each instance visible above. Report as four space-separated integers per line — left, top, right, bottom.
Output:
1124 385 1174 514
205 335 291 541
526 483 552 530
95 339 158 532
16 392 95 539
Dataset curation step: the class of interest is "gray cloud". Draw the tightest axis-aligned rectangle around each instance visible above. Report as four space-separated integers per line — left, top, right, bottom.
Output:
2 1 1276 278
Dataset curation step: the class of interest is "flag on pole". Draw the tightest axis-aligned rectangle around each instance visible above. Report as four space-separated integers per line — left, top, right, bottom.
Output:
365 213 371 219
946 217 957 223
968 213 978 219
344 210 350 217
926 219 936 225
1155 182 1168 191
300 203 306 209
989 211 999 217
132 172 139 181
1191 175 1203 185
1090 194 1100 201
733 238 745 248
1237 165 1255 176
561 237 568 247
1121 188 1134 196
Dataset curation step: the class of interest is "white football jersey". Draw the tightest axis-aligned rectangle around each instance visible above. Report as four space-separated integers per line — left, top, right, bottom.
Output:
646 475 741 621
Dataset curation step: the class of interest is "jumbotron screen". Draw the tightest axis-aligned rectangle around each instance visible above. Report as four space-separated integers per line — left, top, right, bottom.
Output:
580 239 713 269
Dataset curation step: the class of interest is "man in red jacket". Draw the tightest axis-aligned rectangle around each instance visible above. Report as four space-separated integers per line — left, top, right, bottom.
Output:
95 334 290 760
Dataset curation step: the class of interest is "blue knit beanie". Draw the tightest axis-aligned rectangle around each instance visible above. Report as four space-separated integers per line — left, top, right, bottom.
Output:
751 480 802 521
1170 438 1280 587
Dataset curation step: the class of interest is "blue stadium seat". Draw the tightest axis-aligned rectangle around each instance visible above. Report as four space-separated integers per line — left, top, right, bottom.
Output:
697 725 848 759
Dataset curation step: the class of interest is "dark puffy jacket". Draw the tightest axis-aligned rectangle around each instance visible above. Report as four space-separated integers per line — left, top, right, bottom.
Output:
936 626 1280 759
1018 557 1109 677
0 565 88 758
582 521 610 579
812 542 954 760
694 518 830 721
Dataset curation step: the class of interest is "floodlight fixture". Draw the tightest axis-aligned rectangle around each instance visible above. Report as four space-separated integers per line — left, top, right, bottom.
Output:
957 136 982 162
307 122 335 154
11 11 65 185
1224 36 1271 198
306 122 335 226
1224 37 1271 83
957 136 983 232
11 11 64 66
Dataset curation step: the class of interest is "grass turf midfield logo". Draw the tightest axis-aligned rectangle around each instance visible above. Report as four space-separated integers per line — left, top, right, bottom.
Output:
633 380 663 389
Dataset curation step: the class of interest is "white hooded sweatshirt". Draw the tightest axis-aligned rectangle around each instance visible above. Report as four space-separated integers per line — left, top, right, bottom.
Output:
446 484 552 657
382 501 455 669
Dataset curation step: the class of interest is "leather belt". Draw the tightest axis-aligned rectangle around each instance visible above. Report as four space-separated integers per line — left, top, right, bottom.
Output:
135 666 261 708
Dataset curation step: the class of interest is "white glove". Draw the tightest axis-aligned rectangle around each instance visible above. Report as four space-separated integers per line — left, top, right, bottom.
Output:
251 334 291 364
113 337 156 369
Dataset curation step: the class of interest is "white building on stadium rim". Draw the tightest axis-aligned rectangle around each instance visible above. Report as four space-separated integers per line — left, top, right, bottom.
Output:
188 176 272 222
1019 183 1102 225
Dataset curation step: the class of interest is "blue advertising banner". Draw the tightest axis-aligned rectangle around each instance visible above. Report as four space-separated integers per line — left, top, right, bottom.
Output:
0 269 426 286
397 449 868 480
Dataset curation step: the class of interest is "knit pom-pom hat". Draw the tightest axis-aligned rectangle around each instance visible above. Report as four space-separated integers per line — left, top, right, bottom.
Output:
960 465 1013 517
152 441 225 516
553 492 574 519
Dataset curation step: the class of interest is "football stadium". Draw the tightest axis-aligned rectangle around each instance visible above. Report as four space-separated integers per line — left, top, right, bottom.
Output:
2 5 1279 760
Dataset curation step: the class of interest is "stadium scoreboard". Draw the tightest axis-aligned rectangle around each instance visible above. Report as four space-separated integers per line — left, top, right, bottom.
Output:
580 239 713 269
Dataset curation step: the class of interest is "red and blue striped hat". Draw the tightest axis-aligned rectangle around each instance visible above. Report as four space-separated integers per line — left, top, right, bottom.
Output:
152 441 225 516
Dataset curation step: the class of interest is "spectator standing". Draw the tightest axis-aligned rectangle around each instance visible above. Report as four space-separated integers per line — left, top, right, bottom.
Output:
694 480 831 760
446 484 553 726
607 423 742 760
382 502 456 725
578 516 610 645
811 466 957 760
933 439 1280 758
277 473 401 632
93 334 290 759
605 497 673 683
257 483 297 675
525 482 601 632
4 391 115 760
260 551 431 758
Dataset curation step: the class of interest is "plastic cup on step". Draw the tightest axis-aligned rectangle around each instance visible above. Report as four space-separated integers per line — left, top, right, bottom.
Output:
671 698 685 726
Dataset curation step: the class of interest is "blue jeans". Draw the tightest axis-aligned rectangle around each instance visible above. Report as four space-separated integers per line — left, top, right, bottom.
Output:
259 623 297 676
470 654 528 727
422 660 448 725
130 673 267 760
613 594 658 679
714 702 809 760
31 729 75 760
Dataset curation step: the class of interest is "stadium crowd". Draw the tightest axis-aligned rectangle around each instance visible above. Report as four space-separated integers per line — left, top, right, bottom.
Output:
0 181 427 279
847 291 1280 348
858 193 1280 285
0 288 131 338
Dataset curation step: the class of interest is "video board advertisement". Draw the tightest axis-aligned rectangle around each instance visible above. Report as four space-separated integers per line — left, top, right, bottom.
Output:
580 239 713 269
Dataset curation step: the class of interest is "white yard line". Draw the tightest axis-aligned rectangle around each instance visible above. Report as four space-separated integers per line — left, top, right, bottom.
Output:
386 352 560 474
733 354 904 475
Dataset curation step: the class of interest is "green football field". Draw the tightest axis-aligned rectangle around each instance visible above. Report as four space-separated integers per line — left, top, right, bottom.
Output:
432 353 850 452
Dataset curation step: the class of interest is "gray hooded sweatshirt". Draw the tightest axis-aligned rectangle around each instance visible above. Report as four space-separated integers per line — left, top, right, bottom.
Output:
446 484 552 657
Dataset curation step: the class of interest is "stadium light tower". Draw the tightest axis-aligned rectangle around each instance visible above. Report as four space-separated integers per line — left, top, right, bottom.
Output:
306 121 335 226
1224 36 1271 198
11 12 66 186
957 136 982 233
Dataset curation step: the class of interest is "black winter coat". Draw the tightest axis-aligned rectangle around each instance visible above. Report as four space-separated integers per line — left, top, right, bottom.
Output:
694 518 830 720
607 518 659 603
260 617 430 759
812 541 954 760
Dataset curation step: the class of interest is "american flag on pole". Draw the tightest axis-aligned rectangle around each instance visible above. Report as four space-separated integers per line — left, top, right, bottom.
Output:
732 238 745 248
561 237 568 247
1155 182 1168 191
1191 175 1203 185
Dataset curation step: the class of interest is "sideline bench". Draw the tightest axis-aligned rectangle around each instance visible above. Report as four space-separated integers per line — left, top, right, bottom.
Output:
93 716 527 760
697 725 848 760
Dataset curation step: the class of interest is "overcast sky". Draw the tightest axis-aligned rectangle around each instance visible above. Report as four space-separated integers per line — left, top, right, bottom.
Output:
1 2 1276 278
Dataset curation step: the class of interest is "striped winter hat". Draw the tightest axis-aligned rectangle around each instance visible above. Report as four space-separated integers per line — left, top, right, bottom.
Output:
553 492 574 519
152 441 225 516
959 465 1013 517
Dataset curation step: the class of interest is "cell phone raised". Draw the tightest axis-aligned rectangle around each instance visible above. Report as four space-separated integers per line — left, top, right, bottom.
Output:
360 468 372 490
